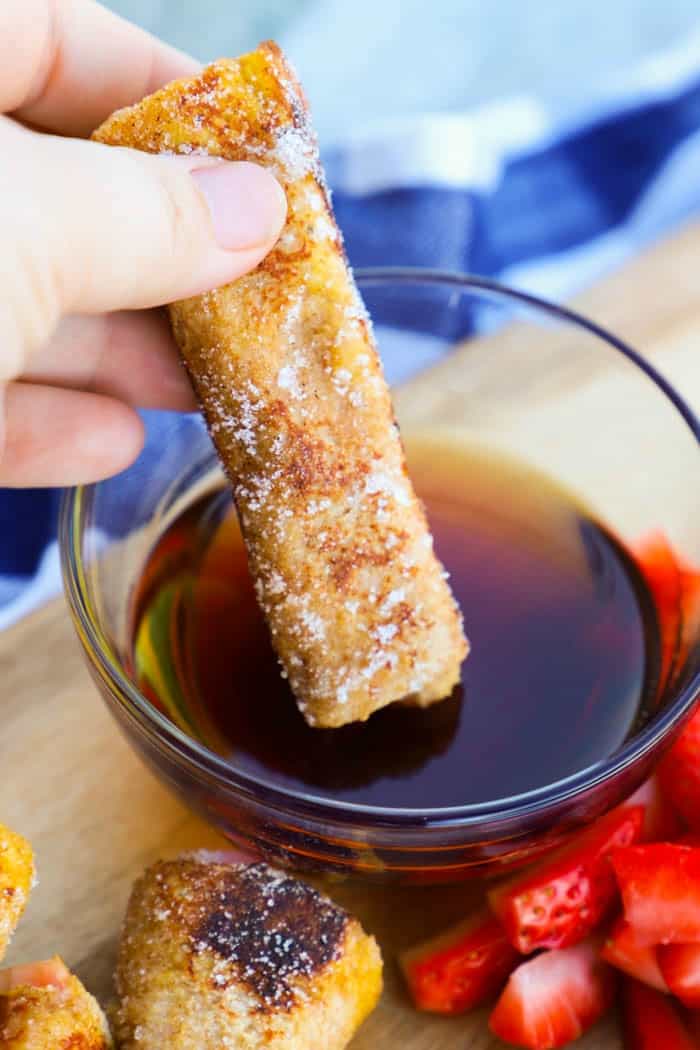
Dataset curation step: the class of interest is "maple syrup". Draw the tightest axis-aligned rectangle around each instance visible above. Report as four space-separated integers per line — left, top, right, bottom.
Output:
131 438 660 808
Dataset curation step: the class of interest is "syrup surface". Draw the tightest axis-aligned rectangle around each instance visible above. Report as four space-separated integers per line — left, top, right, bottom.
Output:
132 439 658 808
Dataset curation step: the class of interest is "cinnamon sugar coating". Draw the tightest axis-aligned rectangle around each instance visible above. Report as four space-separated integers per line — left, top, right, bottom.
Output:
0 824 34 963
112 856 382 1049
0 965 112 1049
93 43 468 727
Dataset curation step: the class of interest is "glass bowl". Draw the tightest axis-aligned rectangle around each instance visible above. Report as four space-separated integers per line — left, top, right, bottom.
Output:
60 270 700 883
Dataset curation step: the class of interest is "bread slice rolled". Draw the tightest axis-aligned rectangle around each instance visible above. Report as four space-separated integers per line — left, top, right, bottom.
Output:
112 855 382 1050
0 957 113 1048
94 43 468 728
0 823 34 962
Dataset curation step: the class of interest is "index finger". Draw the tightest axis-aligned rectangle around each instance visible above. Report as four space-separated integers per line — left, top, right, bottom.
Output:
2 0 199 137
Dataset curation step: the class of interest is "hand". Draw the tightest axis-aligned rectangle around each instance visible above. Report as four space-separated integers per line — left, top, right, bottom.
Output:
0 0 287 486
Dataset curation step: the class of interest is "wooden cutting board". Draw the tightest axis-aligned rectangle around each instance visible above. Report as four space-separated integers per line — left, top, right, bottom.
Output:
4 222 700 1048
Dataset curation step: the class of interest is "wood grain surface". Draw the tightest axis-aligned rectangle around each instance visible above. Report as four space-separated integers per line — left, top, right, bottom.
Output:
4 223 700 1048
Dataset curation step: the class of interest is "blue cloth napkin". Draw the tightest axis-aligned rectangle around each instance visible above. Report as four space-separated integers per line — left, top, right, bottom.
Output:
2 35 700 628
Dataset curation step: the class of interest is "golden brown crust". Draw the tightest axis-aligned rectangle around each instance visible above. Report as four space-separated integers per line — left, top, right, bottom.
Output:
0 967 112 1049
93 42 468 727
113 856 382 1049
0 824 34 962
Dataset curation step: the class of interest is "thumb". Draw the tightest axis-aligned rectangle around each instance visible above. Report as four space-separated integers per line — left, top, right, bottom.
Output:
1 122 287 376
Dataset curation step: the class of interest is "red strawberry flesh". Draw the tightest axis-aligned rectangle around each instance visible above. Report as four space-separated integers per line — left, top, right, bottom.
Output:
601 917 668 991
659 705 700 831
658 942 700 1008
489 805 643 952
399 907 518 1014
489 937 615 1049
622 976 696 1050
634 533 683 698
612 843 700 944
624 775 683 842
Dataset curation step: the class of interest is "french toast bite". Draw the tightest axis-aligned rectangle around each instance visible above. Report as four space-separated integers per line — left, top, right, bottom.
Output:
93 42 468 729
0 956 112 1048
0 825 34 963
113 855 382 1049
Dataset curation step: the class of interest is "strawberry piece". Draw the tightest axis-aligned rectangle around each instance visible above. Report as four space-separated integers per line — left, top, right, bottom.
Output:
634 533 683 698
0 957 71 994
488 806 644 952
679 566 700 669
685 1008 700 1042
624 775 684 842
612 843 700 944
488 937 615 1049
658 943 700 1008
622 977 696 1049
601 917 668 991
399 907 518 1014
676 832 700 847
658 705 700 831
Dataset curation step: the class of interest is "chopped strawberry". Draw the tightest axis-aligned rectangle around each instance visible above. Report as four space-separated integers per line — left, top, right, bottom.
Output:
488 937 615 1049
399 907 519 1014
658 705 700 831
634 533 683 698
0 957 71 994
622 977 696 1050
600 917 668 991
684 1008 700 1043
488 806 644 952
624 775 684 842
658 943 700 1008
679 565 700 668
612 843 700 944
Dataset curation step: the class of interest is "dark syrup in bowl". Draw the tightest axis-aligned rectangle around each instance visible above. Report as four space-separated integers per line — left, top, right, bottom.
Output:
130 438 660 809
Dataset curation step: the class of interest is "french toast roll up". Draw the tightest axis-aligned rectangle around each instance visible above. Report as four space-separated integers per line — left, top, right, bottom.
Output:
0 824 34 962
112 855 382 1050
94 43 468 728
0 957 113 1048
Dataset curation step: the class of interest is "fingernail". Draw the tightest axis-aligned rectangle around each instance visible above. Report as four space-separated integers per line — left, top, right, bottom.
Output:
192 161 286 250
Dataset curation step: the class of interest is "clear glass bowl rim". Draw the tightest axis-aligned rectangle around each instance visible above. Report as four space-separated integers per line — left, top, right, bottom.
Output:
60 268 700 829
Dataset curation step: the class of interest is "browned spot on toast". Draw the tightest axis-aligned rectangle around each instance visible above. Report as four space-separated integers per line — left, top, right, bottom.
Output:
190 864 348 1011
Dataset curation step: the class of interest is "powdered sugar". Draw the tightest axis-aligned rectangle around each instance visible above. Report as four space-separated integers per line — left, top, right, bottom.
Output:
373 623 398 645
108 49 467 727
382 587 406 611
313 213 337 241
271 125 316 180
185 861 349 1010
266 572 286 596
299 608 326 642
364 470 411 506
304 185 324 212
277 365 301 399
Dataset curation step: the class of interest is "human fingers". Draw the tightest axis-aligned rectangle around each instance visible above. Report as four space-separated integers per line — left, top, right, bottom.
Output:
0 382 144 487
1 0 199 136
23 311 197 411
1 120 286 380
